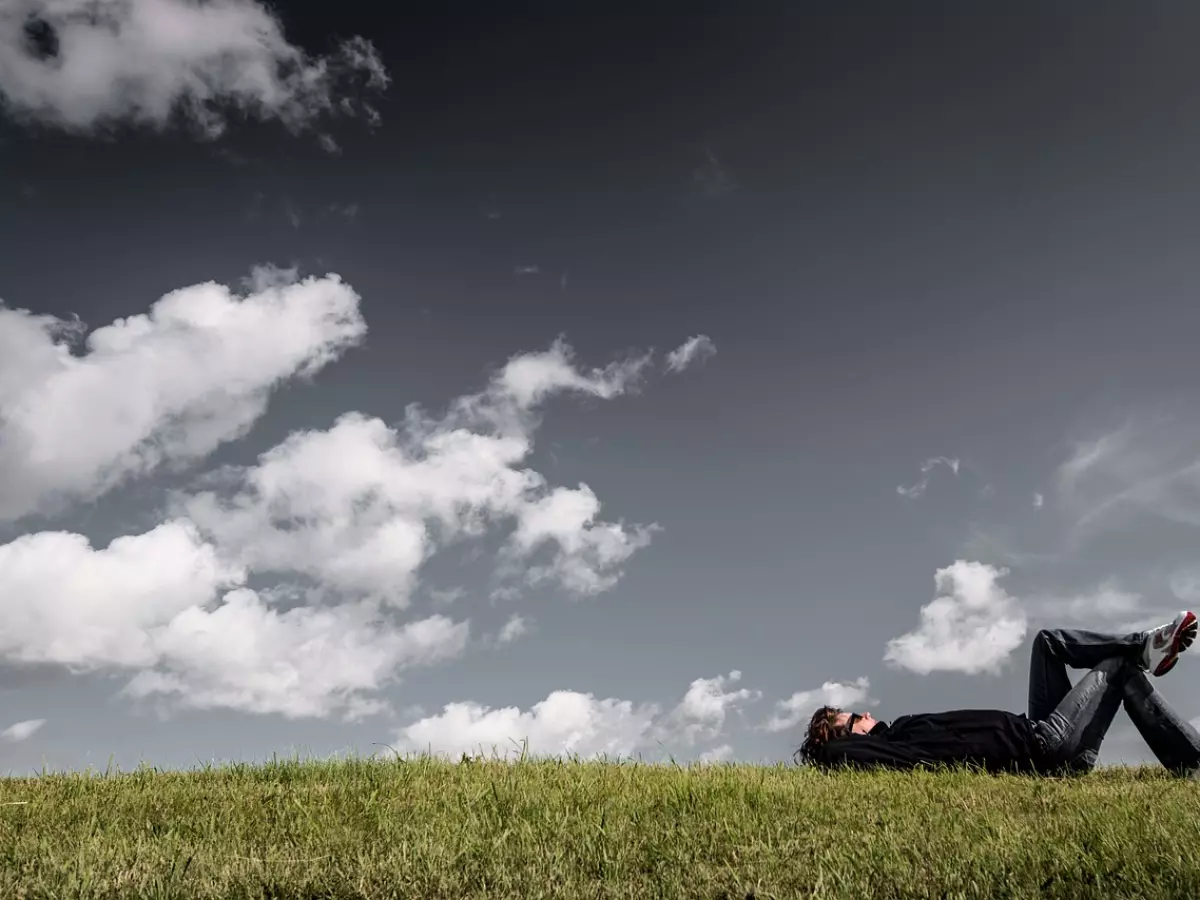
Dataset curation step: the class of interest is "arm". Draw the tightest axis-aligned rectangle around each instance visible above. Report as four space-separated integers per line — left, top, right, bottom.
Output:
814 735 933 771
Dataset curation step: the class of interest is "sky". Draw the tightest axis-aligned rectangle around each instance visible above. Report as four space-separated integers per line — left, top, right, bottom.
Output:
3 1 1200 775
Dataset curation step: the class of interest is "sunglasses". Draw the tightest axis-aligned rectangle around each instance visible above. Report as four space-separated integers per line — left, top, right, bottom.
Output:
843 713 862 736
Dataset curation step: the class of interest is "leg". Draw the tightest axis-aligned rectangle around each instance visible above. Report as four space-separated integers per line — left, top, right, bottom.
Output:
1122 671 1200 775
1033 656 1137 774
1028 628 1145 723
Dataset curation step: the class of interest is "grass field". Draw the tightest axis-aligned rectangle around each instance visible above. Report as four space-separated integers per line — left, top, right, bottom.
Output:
2 752 1199 899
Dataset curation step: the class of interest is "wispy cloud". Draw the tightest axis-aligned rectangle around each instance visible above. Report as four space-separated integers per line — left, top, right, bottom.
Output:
896 456 960 499
762 677 875 733
428 587 466 608
284 199 302 229
496 614 530 645
1026 582 1151 630
0 0 388 138
1 718 45 743
1056 413 1200 539
665 335 716 374
692 145 736 198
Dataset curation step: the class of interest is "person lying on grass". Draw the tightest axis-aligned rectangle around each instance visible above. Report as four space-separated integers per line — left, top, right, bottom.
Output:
796 611 1200 776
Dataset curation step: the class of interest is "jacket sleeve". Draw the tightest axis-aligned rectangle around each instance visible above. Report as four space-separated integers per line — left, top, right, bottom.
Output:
813 736 932 771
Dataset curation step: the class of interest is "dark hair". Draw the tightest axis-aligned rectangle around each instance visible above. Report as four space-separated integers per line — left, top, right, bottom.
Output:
794 705 846 766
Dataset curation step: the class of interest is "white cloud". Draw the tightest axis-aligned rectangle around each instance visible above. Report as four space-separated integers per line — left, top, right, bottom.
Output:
0 329 674 720
0 0 388 137
883 561 1027 675
490 335 651 409
665 335 716 373
503 485 658 596
1055 414 1200 538
896 456 960 499
180 337 658 606
1 718 45 743
1030 582 1146 627
496 614 530 645
1033 492 1044 509
0 518 468 719
0 519 242 668
655 670 760 746
395 690 661 760
394 670 761 761
697 744 733 763
121 594 467 720
763 677 874 733
1170 568 1200 604
0 269 365 523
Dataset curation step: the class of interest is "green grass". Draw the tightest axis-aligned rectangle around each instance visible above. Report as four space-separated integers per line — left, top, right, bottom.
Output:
2 752 1199 899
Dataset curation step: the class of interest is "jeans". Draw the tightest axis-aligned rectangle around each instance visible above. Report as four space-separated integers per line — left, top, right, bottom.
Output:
1028 628 1200 775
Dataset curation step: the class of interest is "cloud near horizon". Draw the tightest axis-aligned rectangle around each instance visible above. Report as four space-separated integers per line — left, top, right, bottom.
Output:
392 669 759 760
1 718 45 743
0 0 388 138
762 677 875 733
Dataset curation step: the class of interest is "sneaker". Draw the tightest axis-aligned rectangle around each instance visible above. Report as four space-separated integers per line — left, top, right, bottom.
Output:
1142 611 1198 677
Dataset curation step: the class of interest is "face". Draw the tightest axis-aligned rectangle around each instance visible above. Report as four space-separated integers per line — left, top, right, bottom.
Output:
833 711 877 736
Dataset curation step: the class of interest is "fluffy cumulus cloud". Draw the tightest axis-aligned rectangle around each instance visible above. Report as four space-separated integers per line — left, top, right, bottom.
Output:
0 306 669 719
1 718 46 742
396 690 661 760
896 456 960 499
665 334 716 373
0 0 388 137
0 517 469 719
121 595 468 720
697 744 733 763
654 670 760 746
0 519 241 668
503 486 658 595
395 670 759 760
178 336 658 607
763 677 874 733
883 561 1027 675
0 269 365 522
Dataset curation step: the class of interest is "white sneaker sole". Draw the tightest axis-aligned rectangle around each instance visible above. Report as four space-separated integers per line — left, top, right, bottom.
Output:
1152 611 1198 677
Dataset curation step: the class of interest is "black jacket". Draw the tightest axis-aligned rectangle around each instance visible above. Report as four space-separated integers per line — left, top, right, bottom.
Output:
812 709 1047 774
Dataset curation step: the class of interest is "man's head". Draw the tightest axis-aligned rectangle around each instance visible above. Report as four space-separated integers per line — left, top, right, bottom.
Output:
833 710 878 736
794 705 879 765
